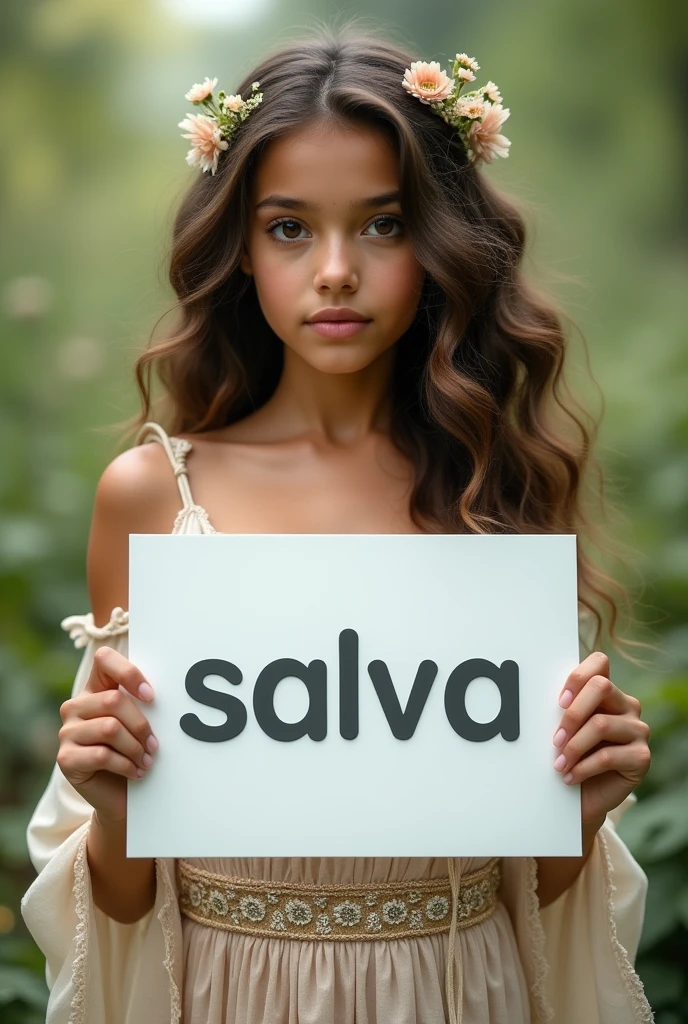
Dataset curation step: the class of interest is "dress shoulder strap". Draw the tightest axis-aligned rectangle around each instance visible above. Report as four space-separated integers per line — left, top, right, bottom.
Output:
134 420 196 511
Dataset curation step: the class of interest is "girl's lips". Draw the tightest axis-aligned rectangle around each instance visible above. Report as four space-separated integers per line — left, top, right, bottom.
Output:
307 320 371 338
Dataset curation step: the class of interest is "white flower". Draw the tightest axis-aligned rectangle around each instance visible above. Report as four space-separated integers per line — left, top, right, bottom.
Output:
425 895 450 921
185 76 218 103
333 900 362 927
409 909 423 929
455 96 485 120
267 891 280 905
365 912 382 933
313 896 328 909
382 899 408 925
407 890 422 904
284 899 312 925
270 910 286 931
239 895 266 922
364 893 378 907
252 80 260 89
223 94 245 112
208 889 228 916
455 53 480 72
482 80 502 104
187 883 202 908
457 67 476 83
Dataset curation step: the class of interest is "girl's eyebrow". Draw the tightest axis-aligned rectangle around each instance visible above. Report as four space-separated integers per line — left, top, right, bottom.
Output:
255 190 401 212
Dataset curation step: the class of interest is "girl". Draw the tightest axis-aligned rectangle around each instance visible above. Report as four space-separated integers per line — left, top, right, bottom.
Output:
21 22 654 1024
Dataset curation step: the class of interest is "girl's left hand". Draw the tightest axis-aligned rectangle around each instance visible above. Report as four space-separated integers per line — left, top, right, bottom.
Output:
552 651 651 827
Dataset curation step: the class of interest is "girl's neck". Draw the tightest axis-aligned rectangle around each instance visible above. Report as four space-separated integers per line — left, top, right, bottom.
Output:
257 343 397 446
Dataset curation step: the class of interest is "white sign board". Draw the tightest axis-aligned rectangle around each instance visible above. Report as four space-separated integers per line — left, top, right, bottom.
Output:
127 534 581 857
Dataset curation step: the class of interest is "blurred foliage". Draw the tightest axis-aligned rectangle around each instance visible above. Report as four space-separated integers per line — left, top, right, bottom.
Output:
0 0 686 1020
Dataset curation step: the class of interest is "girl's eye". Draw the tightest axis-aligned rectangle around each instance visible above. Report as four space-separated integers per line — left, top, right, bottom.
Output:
268 219 307 243
363 215 404 238
266 215 404 245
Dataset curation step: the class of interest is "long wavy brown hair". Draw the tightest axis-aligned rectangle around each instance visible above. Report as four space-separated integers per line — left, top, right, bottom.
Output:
119 19 648 661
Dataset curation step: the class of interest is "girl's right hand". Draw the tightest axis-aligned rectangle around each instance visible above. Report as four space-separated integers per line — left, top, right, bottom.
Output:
58 646 159 826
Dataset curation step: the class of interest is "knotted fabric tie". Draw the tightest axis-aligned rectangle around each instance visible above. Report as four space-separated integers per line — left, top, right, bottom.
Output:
446 857 464 1024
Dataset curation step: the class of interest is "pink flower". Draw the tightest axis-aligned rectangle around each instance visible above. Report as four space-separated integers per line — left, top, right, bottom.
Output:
185 77 218 103
457 67 476 83
466 103 511 163
178 113 229 174
402 61 453 104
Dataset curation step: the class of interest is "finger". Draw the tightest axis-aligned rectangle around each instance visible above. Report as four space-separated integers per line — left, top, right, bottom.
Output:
556 674 629 742
561 740 652 785
86 646 155 702
625 693 643 718
58 742 145 782
558 651 610 709
60 716 154 773
60 689 159 756
553 714 649 776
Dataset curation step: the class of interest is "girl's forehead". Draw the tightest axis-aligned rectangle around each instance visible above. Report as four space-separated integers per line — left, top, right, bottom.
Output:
252 122 401 203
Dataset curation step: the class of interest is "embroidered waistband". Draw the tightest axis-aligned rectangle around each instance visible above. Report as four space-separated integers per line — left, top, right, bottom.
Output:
176 858 501 941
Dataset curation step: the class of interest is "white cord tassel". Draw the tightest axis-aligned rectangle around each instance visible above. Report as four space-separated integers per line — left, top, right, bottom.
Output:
446 857 463 1024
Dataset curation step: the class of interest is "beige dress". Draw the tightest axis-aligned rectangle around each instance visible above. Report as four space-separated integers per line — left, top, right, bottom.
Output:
21 422 655 1024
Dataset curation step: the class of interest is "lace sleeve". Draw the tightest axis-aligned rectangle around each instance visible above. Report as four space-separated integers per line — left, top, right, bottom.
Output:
60 606 129 649
20 613 182 1023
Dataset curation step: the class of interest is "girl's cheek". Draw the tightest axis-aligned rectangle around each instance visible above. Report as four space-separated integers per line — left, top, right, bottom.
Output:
381 256 425 316
269 281 302 324
252 258 300 315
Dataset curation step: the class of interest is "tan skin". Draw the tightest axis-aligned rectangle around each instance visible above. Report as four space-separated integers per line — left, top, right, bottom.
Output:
57 121 650 925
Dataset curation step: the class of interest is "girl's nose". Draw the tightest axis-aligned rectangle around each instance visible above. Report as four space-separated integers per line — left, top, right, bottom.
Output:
312 237 359 292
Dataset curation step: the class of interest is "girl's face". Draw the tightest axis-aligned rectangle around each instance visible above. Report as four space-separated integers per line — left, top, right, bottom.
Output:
240 120 426 375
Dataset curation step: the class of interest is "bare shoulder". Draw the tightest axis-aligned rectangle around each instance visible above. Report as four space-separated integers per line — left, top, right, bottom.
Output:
86 441 182 626
92 441 182 530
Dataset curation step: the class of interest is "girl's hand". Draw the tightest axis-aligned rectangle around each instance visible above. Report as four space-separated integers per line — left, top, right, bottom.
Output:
58 646 159 825
552 651 651 827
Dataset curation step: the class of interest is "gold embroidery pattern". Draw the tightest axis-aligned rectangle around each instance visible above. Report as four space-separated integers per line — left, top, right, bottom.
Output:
176 858 501 942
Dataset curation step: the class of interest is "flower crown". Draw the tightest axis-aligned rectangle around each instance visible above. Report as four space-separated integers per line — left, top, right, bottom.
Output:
179 77 263 175
179 52 509 175
402 53 510 164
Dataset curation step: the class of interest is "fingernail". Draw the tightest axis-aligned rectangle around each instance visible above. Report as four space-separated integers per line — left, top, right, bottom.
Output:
563 772 574 784
558 689 573 709
142 752 153 767
135 768 145 778
146 734 159 753
553 753 567 771
138 682 155 701
553 728 567 747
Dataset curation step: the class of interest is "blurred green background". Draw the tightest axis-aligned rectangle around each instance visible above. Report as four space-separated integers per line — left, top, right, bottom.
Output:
1 0 686 1020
